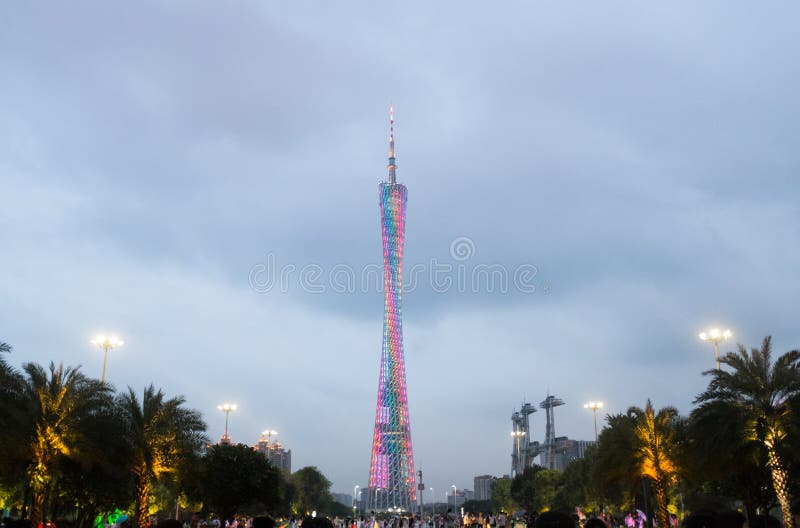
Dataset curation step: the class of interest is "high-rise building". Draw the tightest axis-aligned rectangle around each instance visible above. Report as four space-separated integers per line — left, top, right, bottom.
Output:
474 475 495 501
254 435 292 474
332 493 354 508
367 107 416 512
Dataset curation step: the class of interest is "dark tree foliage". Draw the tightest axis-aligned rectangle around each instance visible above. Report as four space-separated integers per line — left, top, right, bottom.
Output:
510 466 562 513
291 466 333 516
695 337 800 528
682 401 775 519
194 443 285 520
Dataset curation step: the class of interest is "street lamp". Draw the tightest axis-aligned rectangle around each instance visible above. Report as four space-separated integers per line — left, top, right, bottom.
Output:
354 485 360 514
262 429 278 445
451 485 456 513
217 403 237 443
429 487 434 518
510 431 525 475
583 401 604 442
698 328 733 370
91 334 124 383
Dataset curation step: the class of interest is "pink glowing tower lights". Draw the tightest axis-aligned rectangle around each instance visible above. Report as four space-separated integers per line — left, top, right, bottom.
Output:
367 106 417 511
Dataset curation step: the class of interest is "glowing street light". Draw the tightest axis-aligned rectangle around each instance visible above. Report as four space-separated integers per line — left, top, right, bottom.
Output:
698 328 733 370
91 334 124 383
217 403 237 443
583 401 604 442
429 487 434 516
451 484 457 512
261 429 278 445
353 485 360 514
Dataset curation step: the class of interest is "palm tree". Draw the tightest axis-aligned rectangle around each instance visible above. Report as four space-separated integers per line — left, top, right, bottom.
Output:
18 362 113 525
628 400 680 528
696 336 800 528
684 400 775 520
118 385 206 528
593 402 680 527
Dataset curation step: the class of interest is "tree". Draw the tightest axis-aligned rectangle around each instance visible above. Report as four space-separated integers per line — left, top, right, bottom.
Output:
630 401 680 528
683 400 774 520
510 466 562 513
554 455 600 513
290 467 332 516
695 336 800 528
593 402 680 528
593 413 640 511
196 443 285 520
490 477 515 513
118 385 206 528
16 362 114 525
0 341 26 511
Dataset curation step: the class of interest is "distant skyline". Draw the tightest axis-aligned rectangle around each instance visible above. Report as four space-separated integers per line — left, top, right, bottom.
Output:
1 1 799 498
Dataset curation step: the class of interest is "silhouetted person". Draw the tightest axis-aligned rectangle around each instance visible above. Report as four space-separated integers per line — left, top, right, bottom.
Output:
157 521 184 528
682 511 716 528
534 512 574 528
252 519 276 528
715 511 746 528
748 515 779 528
585 518 609 528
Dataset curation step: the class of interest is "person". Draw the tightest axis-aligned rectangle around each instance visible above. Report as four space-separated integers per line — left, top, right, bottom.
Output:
251 519 275 528
497 513 507 528
714 512 746 528
747 515 779 528
533 512 574 528
584 519 608 528
681 511 715 528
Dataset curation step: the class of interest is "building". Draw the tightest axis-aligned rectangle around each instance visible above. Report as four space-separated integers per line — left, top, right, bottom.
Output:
366 107 417 512
447 489 473 508
254 434 292 474
474 475 495 502
540 437 595 471
563 439 595 464
332 493 354 508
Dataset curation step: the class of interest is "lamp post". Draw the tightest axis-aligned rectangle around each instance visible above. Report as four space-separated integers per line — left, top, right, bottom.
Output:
91 334 124 383
354 485 360 515
430 487 434 518
217 403 237 443
262 429 278 445
451 485 456 513
698 328 733 370
510 431 525 476
583 401 604 442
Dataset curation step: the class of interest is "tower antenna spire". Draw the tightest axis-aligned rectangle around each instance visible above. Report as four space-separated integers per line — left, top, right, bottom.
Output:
388 104 397 184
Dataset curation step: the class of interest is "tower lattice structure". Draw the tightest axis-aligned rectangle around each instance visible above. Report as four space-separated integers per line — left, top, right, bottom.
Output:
367 106 417 512
540 394 565 470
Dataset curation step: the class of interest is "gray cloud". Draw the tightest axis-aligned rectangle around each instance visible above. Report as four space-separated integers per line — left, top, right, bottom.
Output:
1 0 799 497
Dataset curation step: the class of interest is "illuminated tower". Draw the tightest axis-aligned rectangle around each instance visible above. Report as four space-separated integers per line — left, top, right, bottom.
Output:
367 106 416 512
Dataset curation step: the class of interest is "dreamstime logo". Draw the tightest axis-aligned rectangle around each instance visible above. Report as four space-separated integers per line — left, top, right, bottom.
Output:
449 236 476 261
248 236 550 295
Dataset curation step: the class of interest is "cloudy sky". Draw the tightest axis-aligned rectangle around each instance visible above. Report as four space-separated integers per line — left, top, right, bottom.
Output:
2 1 799 498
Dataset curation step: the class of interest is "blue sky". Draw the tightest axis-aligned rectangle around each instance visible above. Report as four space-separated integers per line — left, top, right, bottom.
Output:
1 1 799 497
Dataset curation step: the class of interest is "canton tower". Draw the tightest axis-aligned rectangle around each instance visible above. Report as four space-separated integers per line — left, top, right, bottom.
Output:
367 106 417 512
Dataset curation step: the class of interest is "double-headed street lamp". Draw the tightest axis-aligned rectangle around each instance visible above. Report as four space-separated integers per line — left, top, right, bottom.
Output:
217 403 237 443
91 334 124 383
698 328 733 370
262 429 278 445
583 401 604 442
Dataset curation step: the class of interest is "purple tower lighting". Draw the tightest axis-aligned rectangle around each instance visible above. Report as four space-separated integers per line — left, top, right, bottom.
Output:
367 106 416 512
